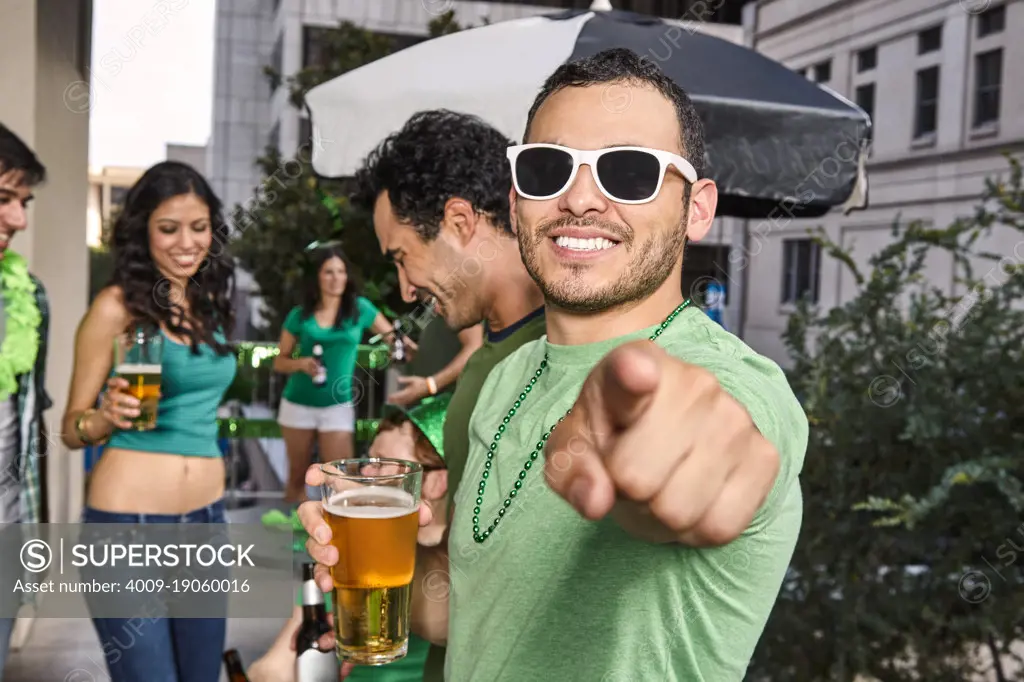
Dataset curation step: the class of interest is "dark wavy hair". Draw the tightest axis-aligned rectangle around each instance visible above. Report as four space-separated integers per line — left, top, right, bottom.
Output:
301 245 360 327
108 161 235 355
351 110 515 240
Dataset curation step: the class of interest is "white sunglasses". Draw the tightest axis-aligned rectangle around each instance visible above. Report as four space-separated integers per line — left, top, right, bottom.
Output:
506 143 697 205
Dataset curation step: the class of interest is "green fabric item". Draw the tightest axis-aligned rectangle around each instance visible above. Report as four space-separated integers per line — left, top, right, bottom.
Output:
344 634 430 682
404 316 463 380
444 308 808 681
217 417 380 443
281 298 380 407
233 341 390 371
382 393 451 460
422 309 546 682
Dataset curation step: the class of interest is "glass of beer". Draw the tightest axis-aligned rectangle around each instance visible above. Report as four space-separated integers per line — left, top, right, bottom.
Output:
320 458 423 666
113 328 163 431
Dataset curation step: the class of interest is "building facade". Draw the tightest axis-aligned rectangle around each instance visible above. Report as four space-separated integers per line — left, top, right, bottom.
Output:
743 0 1024 364
166 142 208 176
86 165 143 247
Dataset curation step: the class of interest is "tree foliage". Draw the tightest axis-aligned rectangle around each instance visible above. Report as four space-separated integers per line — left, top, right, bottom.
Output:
231 12 473 339
748 155 1024 681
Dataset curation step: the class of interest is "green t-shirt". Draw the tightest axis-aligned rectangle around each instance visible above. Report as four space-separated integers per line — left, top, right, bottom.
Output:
281 298 379 408
345 634 430 682
445 307 808 682
421 307 546 682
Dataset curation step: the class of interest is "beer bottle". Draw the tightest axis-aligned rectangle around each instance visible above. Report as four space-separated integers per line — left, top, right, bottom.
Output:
390 320 407 365
222 649 250 682
312 344 327 386
296 563 337 681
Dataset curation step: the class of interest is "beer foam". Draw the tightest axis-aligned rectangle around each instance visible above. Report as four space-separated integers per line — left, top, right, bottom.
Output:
324 486 417 519
116 363 162 374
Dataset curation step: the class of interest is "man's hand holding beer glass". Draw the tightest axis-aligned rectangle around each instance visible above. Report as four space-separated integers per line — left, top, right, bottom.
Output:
298 463 436 679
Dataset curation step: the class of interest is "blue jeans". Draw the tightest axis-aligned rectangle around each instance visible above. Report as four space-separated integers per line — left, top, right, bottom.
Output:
0 615 14 674
81 501 227 682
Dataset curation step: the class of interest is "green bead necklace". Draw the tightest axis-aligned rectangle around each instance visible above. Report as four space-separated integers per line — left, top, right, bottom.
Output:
471 299 693 544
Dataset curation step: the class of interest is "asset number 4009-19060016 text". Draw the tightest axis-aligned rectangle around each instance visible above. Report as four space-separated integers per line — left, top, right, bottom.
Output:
125 578 251 593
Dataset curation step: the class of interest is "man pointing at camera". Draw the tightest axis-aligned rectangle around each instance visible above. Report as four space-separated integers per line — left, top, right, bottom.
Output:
302 48 807 681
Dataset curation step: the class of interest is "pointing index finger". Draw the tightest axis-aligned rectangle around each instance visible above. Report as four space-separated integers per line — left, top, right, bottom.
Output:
600 341 662 431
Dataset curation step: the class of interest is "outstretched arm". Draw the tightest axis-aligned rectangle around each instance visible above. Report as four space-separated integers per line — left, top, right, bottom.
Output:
388 324 483 406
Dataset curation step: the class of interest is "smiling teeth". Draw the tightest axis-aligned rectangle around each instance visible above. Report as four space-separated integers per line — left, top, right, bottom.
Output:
554 236 616 251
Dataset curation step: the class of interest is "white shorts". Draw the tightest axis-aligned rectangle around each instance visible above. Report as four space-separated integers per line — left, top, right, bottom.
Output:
277 398 355 433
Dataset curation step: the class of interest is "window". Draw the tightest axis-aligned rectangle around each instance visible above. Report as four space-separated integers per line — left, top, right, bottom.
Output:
109 186 129 211
681 244 731 306
977 5 1005 37
298 117 312 154
973 49 1002 127
918 25 942 54
781 239 821 305
302 27 333 70
856 46 877 72
267 121 280 152
269 33 283 91
303 27 426 70
812 60 831 83
855 83 875 123
914 66 939 138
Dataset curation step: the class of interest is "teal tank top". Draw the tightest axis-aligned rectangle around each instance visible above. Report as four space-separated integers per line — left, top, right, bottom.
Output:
107 331 237 457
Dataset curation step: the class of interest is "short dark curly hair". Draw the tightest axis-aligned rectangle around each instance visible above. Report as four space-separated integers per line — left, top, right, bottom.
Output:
351 110 516 240
524 48 706 180
0 123 46 187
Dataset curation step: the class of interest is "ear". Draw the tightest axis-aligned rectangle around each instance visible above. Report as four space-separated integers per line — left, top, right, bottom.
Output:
684 179 719 243
508 186 519 236
443 197 478 247
423 469 448 501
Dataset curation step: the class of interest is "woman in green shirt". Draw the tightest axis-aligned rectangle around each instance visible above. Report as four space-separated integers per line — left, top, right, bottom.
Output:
273 245 409 503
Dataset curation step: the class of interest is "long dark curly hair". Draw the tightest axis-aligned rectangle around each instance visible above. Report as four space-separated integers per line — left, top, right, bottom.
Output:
108 161 235 355
300 245 360 328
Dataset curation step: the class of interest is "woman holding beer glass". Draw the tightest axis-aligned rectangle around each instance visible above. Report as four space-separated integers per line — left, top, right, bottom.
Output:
60 161 237 682
274 243 413 503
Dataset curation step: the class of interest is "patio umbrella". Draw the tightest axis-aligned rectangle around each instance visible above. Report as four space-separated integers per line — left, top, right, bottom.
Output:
305 3 870 219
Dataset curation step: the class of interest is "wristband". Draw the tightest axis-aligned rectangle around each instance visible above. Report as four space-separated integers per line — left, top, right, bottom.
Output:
426 376 438 395
75 408 109 446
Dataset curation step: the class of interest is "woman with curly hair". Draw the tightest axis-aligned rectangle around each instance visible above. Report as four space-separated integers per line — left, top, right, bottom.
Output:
61 161 237 682
274 243 411 503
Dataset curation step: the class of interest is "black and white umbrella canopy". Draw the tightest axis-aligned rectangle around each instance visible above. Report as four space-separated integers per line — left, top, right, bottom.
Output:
306 7 870 219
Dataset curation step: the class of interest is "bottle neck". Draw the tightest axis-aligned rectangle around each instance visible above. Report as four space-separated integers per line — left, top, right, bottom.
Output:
303 602 327 622
301 579 325 609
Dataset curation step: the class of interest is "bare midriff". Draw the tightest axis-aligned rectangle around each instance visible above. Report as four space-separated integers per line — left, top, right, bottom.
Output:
86 447 225 514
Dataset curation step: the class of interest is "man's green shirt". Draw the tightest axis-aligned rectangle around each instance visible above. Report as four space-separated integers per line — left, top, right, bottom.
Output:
421 307 545 682
446 307 807 681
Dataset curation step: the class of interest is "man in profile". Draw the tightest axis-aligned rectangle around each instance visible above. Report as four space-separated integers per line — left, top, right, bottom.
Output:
345 109 546 682
0 123 52 672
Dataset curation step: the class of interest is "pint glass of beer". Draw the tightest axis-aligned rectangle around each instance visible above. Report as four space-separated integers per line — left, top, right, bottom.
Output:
113 328 163 431
320 458 422 665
